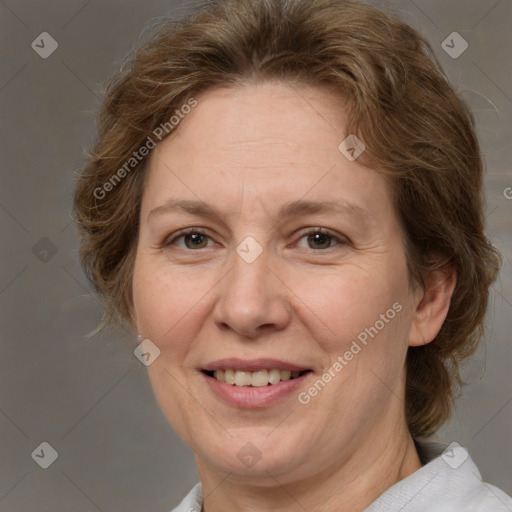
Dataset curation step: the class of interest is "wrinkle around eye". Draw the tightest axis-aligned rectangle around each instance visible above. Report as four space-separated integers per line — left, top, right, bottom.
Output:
158 227 352 258
163 228 219 250
294 229 349 251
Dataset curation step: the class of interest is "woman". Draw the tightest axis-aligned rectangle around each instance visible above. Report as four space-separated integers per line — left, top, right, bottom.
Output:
73 0 511 510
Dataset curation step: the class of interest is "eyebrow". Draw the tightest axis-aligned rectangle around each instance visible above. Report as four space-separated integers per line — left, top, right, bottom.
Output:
147 198 370 225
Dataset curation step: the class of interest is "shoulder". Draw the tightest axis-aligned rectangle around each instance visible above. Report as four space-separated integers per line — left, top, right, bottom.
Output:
367 441 512 511
450 482 512 511
169 483 202 512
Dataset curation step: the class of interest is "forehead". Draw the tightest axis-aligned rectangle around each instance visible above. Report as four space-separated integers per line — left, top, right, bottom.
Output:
142 81 391 222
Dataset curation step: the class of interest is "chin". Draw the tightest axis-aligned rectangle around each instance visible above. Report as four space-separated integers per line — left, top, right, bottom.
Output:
193 426 312 481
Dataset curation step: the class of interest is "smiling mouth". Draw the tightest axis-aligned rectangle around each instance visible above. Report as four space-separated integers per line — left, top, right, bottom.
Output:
203 369 312 387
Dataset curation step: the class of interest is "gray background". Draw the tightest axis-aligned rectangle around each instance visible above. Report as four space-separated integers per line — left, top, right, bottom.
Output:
0 0 510 510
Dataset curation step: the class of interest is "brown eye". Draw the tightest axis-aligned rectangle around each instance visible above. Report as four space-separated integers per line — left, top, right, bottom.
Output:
295 228 346 250
183 232 209 249
165 229 214 249
307 232 333 249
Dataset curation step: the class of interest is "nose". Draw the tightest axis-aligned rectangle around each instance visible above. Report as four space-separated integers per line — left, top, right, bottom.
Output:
212 246 291 339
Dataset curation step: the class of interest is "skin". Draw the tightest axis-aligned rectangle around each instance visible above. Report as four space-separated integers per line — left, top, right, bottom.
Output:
131 81 456 511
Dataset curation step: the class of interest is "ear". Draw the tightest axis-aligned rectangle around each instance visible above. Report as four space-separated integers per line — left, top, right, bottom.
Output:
408 266 457 347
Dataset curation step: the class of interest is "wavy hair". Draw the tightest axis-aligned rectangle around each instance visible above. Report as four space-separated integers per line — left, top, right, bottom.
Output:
73 0 501 437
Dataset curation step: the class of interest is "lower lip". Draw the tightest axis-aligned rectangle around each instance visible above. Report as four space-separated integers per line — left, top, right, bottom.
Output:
203 372 310 408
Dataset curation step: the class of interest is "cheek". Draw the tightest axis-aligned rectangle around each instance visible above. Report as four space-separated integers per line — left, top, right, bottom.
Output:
132 260 196 342
288 262 409 351
132 256 229 364
132 241 411 364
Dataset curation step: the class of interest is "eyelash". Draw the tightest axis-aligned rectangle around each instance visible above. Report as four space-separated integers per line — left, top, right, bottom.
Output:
163 227 349 251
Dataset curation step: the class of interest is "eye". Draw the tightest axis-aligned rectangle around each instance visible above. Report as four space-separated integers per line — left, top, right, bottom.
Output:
295 228 347 250
163 227 347 251
164 228 216 250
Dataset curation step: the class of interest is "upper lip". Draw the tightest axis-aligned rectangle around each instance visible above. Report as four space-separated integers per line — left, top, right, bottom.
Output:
202 358 310 372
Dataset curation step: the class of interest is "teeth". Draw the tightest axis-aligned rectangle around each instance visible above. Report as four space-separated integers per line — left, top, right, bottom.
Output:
210 368 305 386
251 370 269 387
280 370 291 381
224 369 235 385
268 368 281 384
235 371 252 386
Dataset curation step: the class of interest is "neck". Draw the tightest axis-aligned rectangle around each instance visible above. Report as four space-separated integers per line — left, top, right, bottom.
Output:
196 424 422 512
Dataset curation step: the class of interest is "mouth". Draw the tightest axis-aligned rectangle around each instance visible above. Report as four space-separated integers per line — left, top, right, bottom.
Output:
202 368 312 387
200 358 313 407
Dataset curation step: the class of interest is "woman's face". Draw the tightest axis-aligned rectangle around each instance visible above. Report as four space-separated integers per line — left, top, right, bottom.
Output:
132 81 421 484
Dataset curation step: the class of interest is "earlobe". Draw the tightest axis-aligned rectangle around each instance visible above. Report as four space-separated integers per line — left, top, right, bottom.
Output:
408 267 457 347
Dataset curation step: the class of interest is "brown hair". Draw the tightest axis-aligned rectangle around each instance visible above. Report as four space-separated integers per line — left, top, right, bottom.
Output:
73 0 501 437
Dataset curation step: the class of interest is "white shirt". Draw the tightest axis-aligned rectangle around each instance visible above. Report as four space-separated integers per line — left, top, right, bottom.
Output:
170 441 512 511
